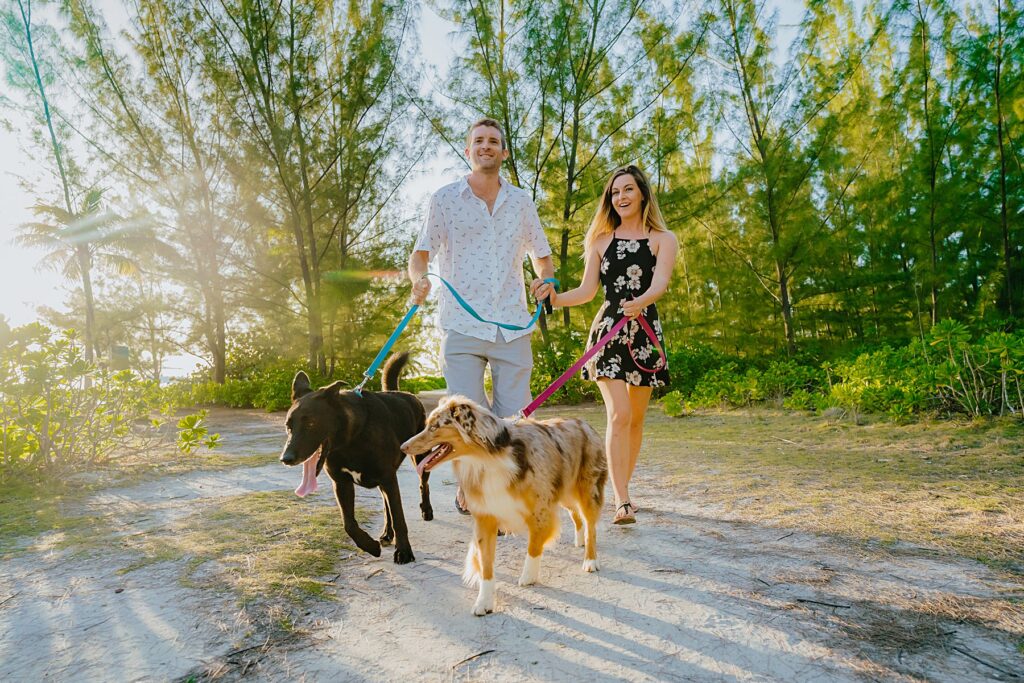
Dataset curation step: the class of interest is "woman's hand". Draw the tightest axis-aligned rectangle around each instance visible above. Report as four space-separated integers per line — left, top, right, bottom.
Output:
622 298 646 319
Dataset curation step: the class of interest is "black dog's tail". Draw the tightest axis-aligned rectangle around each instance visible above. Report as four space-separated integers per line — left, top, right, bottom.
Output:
381 352 409 392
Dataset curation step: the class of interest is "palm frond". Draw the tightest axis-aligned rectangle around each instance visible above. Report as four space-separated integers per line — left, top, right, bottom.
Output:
99 253 142 277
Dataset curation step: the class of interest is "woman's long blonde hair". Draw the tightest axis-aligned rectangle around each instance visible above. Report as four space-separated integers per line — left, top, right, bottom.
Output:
584 165 668 253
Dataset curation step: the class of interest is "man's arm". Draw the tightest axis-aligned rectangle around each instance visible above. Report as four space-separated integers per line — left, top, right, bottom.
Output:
409 250 431 304
529 254 556 301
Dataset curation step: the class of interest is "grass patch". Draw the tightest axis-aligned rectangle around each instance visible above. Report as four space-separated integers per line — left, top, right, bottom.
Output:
0 479 109 552
121 490 357 604
107 449 274 482
0 450 276 550
539 404 1024 576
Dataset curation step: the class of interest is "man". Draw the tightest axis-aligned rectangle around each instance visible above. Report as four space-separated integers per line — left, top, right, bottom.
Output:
408 117 555 514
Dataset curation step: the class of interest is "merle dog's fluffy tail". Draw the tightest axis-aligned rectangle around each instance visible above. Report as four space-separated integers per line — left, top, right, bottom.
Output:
381 352 409 391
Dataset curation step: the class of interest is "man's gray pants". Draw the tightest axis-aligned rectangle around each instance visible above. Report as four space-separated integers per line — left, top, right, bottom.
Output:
441 330 533 419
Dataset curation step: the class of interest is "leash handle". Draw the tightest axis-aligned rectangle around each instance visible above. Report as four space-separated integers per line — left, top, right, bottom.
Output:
626 315 667 373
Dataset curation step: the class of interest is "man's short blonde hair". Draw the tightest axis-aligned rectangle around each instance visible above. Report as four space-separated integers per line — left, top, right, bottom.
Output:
466 117 507 150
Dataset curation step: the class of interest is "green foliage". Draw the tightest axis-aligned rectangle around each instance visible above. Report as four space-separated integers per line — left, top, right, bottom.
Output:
659 390 686 417
531 327 599 405
649 321 1024 421
167 363 331 413
166 348 445 412
664 343 733 396
176 411 221 454
0 324 217 481
400 375 447 395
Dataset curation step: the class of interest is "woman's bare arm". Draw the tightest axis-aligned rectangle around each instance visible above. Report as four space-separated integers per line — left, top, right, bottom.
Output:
552 237 610 308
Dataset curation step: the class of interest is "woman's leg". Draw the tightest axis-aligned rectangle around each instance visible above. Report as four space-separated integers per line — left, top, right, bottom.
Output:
626 385 654 485
596 379 632 511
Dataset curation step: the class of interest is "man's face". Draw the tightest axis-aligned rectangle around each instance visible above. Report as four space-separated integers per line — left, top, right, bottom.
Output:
465 125 508 172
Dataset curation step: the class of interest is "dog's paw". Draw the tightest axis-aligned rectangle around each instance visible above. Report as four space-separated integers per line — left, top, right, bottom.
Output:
378 531 395 547
582 558 600 573
359 539 382 557
518 555 540 586
472 603 494 616
420 504 434 522
472 579 495 616
393 546 415 565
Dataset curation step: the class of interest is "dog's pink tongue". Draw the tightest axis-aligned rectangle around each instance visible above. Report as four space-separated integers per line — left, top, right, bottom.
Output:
416 455 430 477
416 446 443 476
294 456 319 497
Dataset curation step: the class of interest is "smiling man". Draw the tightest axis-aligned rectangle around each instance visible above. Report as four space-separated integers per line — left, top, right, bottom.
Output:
408 117 555 515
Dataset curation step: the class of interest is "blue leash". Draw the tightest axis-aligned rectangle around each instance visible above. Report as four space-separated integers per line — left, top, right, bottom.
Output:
354 274 559 394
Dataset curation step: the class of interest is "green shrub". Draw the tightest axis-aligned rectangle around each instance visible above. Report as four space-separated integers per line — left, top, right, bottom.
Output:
782 388 817 411
166 352 446 412
758 360 823 401
401 375 446 394
663 342 733 395
687 363 759 407
0 323 216 481
659 390 685 417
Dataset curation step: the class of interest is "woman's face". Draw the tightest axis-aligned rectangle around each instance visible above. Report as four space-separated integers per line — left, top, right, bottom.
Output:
610 173 643 222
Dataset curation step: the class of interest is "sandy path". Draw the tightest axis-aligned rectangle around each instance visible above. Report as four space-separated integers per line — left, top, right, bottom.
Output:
0 408 1020 682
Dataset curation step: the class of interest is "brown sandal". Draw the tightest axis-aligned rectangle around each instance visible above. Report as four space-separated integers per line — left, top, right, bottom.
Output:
613 502 636 525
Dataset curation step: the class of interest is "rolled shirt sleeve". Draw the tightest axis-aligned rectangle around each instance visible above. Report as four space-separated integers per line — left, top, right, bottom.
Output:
522 199 552 259
414 193 446 254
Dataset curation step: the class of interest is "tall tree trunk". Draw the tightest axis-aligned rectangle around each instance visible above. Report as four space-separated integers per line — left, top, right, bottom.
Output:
18 0 94 361
994 0 1014 316
76 245 97 363
916 0 940 326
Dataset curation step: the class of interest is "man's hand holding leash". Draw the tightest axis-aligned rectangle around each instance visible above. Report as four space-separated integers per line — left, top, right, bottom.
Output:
411 277 431 305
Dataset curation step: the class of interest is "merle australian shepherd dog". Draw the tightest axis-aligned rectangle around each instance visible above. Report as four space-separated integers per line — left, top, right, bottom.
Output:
402 395 607 615
280 352 432 564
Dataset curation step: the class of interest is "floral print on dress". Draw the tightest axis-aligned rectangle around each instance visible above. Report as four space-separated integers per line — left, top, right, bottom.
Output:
616 238 641 260
581 235 670 388
626 264 643 290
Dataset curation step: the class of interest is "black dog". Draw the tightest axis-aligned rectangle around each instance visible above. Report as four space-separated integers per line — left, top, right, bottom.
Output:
280 352 433 564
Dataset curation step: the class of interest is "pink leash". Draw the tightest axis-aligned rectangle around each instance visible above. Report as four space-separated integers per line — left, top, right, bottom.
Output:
518 313 666 420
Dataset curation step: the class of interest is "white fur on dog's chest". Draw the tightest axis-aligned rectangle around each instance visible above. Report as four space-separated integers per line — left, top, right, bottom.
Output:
458 461 528 533
339 467 362 485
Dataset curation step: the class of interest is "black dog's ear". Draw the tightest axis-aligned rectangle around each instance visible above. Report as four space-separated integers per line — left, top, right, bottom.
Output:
322 380 350 395
292 371 312 401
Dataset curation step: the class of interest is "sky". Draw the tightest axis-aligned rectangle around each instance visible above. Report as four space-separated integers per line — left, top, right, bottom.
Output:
0 1 806 373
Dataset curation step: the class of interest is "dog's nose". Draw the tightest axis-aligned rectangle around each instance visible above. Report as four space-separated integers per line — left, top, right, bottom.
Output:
399 439 412 455
280 449 297 465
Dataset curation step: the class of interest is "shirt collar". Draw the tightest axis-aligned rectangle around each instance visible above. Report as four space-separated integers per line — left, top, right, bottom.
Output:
459 174 510 201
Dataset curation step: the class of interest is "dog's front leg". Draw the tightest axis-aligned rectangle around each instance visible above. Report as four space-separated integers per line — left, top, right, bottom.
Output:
519 515 554 586
470 515 499 616
378 488 395 547
413 454 433 521
332 476 381 557
379 476 414 564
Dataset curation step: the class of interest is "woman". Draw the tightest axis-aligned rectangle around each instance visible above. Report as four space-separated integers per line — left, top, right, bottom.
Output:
550 165 676 524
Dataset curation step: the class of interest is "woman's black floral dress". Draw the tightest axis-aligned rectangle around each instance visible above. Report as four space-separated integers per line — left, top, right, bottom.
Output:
581 235 670 388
